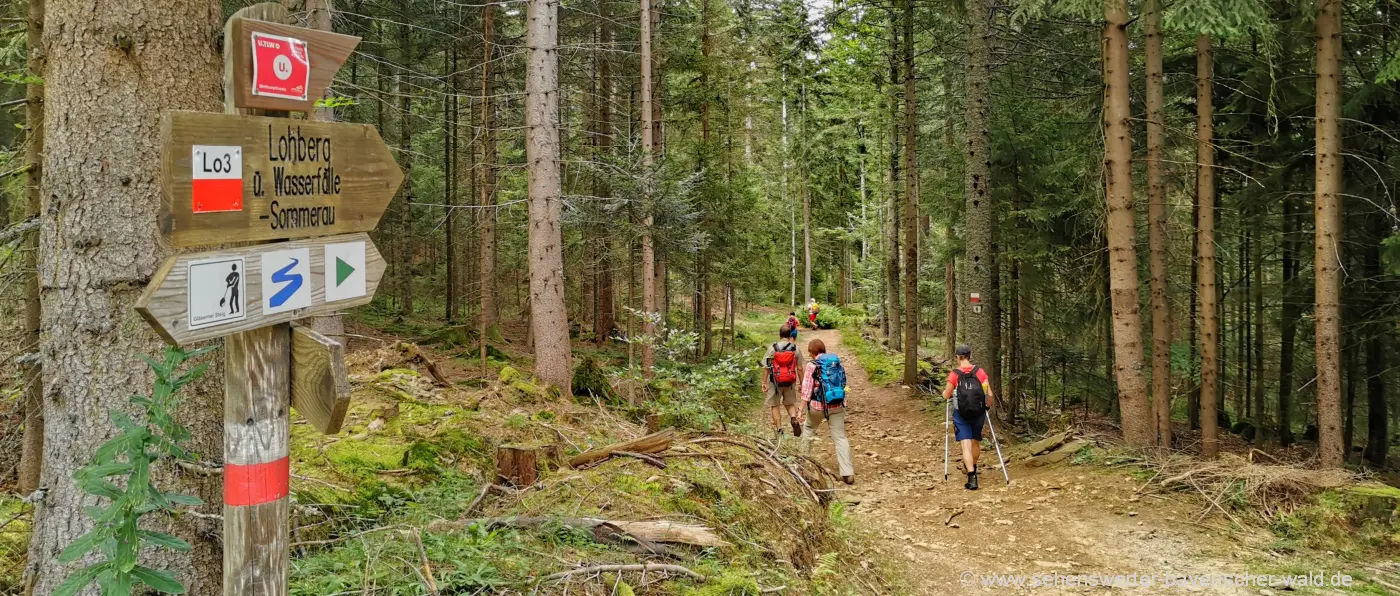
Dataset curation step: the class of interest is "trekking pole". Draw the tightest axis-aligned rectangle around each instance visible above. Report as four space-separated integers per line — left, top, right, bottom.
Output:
984 411 1011 485
942 396 951 482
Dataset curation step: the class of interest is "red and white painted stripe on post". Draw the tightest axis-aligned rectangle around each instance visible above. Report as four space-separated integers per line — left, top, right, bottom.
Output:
224 418 290 507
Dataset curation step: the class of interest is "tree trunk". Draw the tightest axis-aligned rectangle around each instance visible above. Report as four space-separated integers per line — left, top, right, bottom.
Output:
901 0 920 385
1278 194 1299 446
961 0 993 367
1196 35 1221 458
446 44 459 323
525 0 572 392
479 2 498 344
26 0 225 592
885 43 902 352
1145 0 1171 449
397 17 414 316
1363 217 1389 466
17 0 44 497
1313 0 1345 469
1252 210 1265 444
1103 0 1153 447
640 0 657 376
594 5 616 345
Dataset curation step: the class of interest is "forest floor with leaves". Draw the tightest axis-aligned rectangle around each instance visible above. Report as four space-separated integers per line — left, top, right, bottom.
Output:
797 328 1400 595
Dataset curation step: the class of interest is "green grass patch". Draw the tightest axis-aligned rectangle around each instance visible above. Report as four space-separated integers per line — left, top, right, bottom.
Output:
843 329 904 385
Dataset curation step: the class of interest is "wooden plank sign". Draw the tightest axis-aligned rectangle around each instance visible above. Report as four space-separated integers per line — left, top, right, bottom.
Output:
230 18 359 112
136 233 385 346
159 110 403 248
290 324 351 434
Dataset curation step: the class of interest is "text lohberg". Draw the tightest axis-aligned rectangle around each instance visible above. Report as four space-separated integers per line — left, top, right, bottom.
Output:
267 125 339 231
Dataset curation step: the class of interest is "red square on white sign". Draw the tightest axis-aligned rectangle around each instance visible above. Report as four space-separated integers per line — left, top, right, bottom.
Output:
251 32 310 101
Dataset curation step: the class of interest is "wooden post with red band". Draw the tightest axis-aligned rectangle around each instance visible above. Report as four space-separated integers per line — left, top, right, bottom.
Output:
223 324 291 594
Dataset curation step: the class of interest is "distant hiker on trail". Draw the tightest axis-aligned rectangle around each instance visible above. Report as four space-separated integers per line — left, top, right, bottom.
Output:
943 344 993 490
806 298 820 328
786 313 801 341
761 325 804 438
801 338 854 484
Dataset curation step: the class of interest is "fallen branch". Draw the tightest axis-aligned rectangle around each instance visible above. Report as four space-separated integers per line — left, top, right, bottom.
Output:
463 483 516 516
945 509 963 526
438 516 730 548
608 450 667 469
409 529 440 596
569 429 675 468
0 216 38 245
397 343 451 387
543 563 705 583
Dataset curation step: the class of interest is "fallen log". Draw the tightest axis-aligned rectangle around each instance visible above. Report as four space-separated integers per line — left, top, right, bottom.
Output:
396 342 451 387
1024 439 1090 468
1025 430 1072 456
543 563 705 583
568 429 675 469
430 515 730 549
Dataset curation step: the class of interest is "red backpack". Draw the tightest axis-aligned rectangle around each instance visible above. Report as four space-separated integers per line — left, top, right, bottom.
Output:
771 343 799 387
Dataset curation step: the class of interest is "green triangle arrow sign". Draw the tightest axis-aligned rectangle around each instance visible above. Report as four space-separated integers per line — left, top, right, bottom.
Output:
336 257 355 286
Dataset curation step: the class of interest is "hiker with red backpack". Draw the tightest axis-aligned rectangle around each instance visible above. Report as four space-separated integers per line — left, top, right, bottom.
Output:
800 338 855 484
761 325 804 437
943 344 995 490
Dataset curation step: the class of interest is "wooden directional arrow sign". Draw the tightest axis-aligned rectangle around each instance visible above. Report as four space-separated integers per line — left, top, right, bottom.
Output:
230 18 360 112
159 110 402 248
136 233 385 346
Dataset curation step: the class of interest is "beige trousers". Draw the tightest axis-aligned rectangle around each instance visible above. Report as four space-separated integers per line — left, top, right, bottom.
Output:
802 407 854 477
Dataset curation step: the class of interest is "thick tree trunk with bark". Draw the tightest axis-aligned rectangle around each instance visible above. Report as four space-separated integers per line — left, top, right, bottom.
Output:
962 0 994 367
26 0 226 592
901 0 919 385
1102 1 1153 447
1144 0 1171 449
525 0 572 392
17 0 44 496
1313 0 1345 469
1196 35 1221 459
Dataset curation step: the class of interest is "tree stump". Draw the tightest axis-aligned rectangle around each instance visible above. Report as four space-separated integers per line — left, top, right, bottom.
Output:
644 413 661 433
496 443 558 487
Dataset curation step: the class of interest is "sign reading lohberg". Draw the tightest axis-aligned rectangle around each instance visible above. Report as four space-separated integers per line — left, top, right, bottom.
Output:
136 233 386 346
159 111 402 249
187 256 246 329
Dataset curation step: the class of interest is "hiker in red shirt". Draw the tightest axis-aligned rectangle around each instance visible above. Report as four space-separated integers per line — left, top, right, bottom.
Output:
943 344 994 490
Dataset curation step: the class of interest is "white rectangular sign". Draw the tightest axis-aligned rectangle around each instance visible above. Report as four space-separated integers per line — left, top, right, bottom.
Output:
261 247 312 314
187 256 246 329
324 240 367 303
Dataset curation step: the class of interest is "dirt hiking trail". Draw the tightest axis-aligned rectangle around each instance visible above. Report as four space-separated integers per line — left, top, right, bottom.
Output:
800 329 1262 595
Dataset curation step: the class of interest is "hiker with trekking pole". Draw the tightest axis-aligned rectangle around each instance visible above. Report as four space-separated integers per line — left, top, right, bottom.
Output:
761 325 805 439
942 344 1010 490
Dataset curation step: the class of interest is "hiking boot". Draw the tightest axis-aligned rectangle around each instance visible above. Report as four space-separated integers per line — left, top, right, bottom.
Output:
842 475 855 485
965 471 979 491
790 418 802 437
773 427 784 439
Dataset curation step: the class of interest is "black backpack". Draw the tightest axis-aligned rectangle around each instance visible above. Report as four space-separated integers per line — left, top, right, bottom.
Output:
953 366 986 418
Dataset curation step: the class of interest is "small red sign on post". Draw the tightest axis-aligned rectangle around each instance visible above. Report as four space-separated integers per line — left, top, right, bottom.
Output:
251 31 310 101
969 293 981 304
192 145 243 213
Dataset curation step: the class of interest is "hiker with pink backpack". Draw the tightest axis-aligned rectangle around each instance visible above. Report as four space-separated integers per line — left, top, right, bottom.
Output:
761 325 805 438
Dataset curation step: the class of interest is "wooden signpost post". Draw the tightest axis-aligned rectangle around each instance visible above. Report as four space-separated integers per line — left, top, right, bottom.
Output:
137 7 397 594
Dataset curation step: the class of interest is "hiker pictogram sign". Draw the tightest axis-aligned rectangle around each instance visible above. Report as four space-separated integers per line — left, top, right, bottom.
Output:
135 233 385 346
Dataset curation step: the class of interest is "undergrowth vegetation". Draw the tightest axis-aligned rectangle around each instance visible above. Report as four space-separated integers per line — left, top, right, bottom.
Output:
276 310 891 594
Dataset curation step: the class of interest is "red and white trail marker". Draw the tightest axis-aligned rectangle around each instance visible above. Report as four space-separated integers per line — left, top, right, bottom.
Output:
192 145 243 213
251 31 310 101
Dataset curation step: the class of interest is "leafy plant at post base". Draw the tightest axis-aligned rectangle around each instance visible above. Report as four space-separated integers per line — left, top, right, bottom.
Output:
54 346 216 596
